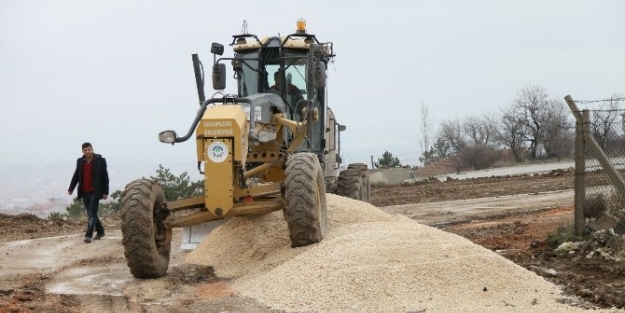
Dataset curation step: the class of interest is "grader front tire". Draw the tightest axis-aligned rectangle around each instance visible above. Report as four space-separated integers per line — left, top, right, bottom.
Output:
284 153 328 248
121 179 172 278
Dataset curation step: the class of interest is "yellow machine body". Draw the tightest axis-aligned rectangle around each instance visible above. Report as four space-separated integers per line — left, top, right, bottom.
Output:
166 101 314 229
196 105 248 217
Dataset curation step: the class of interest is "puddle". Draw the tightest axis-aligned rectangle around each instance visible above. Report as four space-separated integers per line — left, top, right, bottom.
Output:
47 264 132 296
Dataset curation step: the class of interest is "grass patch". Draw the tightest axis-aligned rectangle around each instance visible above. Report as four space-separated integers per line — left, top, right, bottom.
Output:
545 224 587 248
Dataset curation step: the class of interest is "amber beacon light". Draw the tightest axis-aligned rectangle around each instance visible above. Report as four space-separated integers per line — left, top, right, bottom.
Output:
296 18 306 34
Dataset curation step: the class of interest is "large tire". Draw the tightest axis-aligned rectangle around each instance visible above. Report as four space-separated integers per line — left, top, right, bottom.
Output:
347 163 370 202
284 153 328 248
121 179 172 278
335 168 365 201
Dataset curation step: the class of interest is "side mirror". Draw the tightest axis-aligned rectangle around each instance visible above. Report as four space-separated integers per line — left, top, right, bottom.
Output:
338 125 347 132
212 63 226 90
211 43 224 56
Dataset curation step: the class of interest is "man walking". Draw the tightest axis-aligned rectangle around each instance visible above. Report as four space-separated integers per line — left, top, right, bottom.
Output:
68 142 109 243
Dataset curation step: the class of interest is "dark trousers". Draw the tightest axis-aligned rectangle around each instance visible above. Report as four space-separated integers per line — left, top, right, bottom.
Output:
82 192 105 237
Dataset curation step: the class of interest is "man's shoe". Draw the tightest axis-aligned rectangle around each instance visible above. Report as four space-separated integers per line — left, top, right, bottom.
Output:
84 237 92 243
94 233 105 240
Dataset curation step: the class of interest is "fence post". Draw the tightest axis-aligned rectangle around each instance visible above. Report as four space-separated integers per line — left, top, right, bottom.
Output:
565 95 586 235
575 106 590 236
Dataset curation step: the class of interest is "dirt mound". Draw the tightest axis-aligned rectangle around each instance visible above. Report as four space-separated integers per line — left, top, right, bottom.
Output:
185 195 403 278
0 213 84 243
0 213 122 244
0 213 42 222
185 195 611 313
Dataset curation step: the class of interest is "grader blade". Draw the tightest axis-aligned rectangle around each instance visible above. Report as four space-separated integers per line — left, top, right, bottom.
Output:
180 220 226 250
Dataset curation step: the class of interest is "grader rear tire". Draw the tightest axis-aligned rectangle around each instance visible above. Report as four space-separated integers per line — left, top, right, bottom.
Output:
284 153 328 248
121 179 172 278
347 163 370 202
335 168 365 201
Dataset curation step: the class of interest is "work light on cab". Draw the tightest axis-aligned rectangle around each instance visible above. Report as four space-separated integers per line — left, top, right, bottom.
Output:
158 130 177 144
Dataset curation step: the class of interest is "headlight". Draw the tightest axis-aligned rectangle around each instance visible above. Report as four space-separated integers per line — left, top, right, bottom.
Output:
158 130 177 144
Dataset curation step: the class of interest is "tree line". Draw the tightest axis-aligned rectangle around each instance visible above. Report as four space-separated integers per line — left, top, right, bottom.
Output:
374 84 623 171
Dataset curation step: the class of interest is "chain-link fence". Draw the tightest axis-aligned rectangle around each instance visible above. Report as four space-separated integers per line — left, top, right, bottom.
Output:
567 96 625 235
583 138 625 233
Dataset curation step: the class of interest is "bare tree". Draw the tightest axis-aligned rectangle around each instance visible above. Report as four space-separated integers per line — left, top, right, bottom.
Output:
438 118 464 153
514 84 550 159
498 105 525 162
590 95 622 150
463 114 498 149
419 101 435 160
458 114 500 170
542 99 574 160
439 115 500 171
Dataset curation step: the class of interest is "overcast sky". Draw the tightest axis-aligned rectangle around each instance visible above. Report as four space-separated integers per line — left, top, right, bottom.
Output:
1 0 624 167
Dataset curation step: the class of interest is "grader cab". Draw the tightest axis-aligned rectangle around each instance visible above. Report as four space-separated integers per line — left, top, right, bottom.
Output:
120 19 370 278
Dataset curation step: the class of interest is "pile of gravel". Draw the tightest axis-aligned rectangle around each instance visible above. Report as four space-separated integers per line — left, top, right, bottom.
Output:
185 195 620 313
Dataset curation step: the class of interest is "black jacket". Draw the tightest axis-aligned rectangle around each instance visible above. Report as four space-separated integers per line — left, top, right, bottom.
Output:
68 154 109 199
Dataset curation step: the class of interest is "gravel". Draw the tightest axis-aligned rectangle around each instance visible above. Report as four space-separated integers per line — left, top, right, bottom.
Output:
185 194 624 313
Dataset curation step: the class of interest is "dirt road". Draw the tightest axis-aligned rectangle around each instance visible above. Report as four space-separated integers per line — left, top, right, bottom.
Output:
382 189 573 226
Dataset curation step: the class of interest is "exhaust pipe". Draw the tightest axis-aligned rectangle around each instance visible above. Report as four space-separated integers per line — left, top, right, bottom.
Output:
192 53 205 106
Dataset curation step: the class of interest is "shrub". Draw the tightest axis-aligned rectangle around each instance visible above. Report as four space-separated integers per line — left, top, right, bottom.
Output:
47 211 68 221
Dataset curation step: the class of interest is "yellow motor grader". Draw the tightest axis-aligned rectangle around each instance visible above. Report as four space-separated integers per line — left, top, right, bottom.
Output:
120 20 370 278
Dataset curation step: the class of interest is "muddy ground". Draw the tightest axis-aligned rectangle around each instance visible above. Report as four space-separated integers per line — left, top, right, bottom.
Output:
370 168 577 207
1 168 624 312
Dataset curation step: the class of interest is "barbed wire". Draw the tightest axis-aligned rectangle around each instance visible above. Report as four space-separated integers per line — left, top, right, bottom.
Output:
573 97 625 104
573 109 624 113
